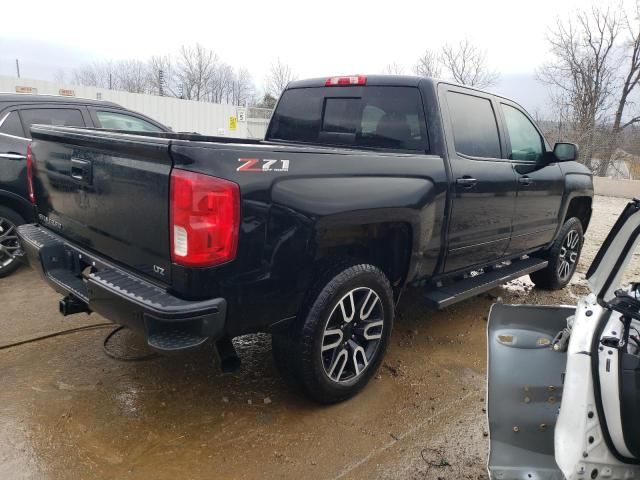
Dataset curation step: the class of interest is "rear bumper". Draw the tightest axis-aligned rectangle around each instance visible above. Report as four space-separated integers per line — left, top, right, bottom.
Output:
17 223 227 352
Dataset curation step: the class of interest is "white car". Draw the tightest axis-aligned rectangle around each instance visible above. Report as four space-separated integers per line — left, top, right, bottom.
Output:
488 199 640 480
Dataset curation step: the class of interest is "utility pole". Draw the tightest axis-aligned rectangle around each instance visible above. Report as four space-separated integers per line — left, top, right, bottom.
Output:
158 69 164 96
15 59 20 79
109 73 112 90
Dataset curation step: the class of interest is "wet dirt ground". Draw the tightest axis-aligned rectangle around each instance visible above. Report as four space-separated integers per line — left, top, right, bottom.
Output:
1 195 638 480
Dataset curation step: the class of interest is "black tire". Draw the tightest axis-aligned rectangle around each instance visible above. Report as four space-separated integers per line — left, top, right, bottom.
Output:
272 261 394 404
0 206 24 278
530 217 584 290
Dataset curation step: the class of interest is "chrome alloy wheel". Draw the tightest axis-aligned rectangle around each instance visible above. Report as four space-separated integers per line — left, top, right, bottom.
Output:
0 216 20 270
320 287 385 383
557 229 580 281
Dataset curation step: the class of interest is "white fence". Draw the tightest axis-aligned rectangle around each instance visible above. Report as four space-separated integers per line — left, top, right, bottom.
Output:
0 76 271 139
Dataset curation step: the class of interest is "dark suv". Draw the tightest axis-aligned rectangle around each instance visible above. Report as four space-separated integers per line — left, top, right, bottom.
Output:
0 94 170 277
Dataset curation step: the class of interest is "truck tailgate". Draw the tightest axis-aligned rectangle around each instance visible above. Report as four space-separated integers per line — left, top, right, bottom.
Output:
30 126 173 284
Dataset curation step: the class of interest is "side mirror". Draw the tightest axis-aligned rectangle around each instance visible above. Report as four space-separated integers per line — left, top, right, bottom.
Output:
553 142 579 162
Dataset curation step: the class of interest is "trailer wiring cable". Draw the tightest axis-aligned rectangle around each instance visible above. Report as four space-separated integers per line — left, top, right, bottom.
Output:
102 325 159 361
0 323 159 362
0 322 113 350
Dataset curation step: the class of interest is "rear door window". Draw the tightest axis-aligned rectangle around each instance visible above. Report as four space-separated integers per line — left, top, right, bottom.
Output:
0 111 25 138
20 108 86 137
268 86 428 151
446 91 501 159
95 111 163 132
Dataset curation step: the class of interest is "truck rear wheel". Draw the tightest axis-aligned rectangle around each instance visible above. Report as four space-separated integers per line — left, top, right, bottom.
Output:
0 206 24 278
530 217 584 290
272 262 394 404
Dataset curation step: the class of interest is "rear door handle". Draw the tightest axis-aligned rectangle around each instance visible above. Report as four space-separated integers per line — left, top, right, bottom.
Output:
518 176 533 186
0 153 26 160
456 177 478 189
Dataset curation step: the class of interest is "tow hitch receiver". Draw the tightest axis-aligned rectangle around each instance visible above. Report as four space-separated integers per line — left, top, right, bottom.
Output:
59 294 91 316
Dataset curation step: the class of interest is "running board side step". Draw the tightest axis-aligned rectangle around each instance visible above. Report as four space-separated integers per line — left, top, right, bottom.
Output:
423 258 548 309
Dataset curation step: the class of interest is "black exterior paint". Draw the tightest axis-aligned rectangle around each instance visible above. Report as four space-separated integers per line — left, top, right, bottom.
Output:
24 77 593 339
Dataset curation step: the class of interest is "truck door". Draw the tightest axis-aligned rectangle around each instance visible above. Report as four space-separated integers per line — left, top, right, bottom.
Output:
499 102 564 254
440 87 517 273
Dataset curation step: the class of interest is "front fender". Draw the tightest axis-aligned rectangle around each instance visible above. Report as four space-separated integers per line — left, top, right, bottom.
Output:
559 163 593 215
551 164 594 241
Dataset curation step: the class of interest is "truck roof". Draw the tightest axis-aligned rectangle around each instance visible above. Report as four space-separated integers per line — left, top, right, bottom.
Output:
287 75 432 89
286 75 506 99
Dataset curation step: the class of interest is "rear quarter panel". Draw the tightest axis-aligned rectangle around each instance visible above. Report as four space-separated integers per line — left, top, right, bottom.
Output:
170 141 447 336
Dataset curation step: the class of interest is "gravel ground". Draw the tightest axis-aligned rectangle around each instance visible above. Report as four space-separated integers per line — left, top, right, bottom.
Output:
0 195 637 480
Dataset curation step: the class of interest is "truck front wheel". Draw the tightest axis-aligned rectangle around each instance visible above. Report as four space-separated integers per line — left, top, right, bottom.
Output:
272 262 394 404
530 217 584 290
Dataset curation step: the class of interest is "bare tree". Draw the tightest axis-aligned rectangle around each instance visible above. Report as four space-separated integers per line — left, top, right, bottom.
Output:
441 39 499 88
231 68 256 106
413 49 441 78
209 62 234 103
148 55 179 97
265 58 297 98
71 61 117 89
113 59 151 94
539 7 619 168
72 59 151 93
384 62 405 75
65 45 258 107
176 44 218 101
596 2 640 175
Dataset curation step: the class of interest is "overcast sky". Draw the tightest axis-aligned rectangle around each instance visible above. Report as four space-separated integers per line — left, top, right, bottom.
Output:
0 0 632 113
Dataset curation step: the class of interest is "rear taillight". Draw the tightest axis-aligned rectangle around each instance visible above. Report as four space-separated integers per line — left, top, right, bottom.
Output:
26 144 35 204
170 169 240 268
325 75 367 86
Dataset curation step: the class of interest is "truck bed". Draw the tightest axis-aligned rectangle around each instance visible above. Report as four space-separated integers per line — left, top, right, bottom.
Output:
29 125 446 299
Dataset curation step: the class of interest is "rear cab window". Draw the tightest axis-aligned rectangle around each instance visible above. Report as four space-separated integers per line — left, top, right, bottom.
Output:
267 86 429 152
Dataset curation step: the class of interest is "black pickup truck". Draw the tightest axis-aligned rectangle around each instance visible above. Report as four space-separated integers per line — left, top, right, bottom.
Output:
18 75 593 403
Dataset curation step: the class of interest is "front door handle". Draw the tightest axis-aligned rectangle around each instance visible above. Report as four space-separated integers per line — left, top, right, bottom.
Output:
0 152 26 160
456 177 478 189
518 176 533 186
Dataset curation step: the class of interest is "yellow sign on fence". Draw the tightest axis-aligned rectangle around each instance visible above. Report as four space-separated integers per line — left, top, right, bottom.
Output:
229 116 237 130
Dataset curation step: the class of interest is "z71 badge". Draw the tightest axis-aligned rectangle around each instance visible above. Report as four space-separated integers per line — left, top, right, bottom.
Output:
237 158 290 172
